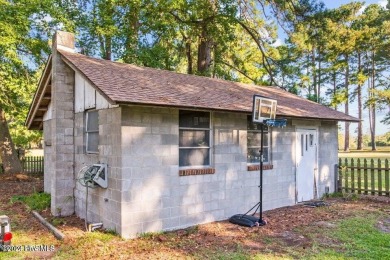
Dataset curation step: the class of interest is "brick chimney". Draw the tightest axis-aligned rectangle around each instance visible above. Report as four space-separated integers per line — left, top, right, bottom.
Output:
49 31 76 216
52 31 75 53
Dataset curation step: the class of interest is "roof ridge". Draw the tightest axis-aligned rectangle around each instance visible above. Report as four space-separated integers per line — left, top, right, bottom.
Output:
59 50 280 90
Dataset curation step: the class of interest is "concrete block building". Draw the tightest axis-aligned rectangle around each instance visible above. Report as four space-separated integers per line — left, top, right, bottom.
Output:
26 31 358 238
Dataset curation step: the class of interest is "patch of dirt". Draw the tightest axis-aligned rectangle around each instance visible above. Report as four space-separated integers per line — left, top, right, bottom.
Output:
314 221 337 228
377 218 390 233
276 230 309 247
359 194 390 203
39 209 86 238
0 173 41 182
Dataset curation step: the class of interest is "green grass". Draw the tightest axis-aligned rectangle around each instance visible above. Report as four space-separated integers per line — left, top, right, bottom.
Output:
52 217 66 227
290 212 390 260
331 216 390 259
55 230 122 259
10 192 51 211
339 147 390 159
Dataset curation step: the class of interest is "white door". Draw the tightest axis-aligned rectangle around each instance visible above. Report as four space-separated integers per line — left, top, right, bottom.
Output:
296 129 317 202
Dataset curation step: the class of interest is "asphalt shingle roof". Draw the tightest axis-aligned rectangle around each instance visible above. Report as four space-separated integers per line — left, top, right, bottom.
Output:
60 50 358 122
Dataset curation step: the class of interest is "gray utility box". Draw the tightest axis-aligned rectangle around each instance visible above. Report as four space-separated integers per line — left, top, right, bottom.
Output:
0 215 11 247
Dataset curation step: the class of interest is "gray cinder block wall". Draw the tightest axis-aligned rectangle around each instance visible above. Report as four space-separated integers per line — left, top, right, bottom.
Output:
264 121 296 209
120 106 180 237
74 107 122 233
118 106 333 238
47 84 338 238
43 120 52 193
318 121 338 194
50 31 76 216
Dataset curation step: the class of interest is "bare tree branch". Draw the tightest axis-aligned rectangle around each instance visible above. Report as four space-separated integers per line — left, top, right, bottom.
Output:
219 60 259 83
235 18 280 87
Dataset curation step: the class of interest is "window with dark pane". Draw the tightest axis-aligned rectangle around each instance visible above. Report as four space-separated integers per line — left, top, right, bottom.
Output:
86 110 99 153
179 110 210 167
247 115 270 163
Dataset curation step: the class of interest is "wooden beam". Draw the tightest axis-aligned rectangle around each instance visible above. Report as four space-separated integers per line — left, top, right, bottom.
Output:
33 117 43 121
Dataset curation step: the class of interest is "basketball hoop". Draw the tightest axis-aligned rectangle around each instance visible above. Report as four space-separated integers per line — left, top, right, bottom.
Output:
229 95 286 227
264 119 287 128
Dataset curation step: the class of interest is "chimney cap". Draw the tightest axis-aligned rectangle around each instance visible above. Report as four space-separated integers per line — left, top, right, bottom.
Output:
52 31 75 53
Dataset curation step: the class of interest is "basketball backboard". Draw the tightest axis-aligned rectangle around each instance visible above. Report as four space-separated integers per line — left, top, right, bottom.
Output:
252 95 277 123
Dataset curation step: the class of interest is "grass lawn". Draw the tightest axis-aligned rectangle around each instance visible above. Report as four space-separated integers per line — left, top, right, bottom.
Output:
292 211 390 259
1 180 389 259
339 147 390 159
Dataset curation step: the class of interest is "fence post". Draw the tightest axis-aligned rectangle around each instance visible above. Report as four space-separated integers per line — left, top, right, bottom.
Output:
385 159 389 196
351 158 355 193
371 159 375 195
357 158 361 194
345 158 349 193
335 163 339 193
378 159 382 196
364 159 368 195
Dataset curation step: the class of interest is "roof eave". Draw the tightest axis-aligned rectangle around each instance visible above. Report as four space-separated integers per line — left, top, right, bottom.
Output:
115 101 360 122
25 55 53 130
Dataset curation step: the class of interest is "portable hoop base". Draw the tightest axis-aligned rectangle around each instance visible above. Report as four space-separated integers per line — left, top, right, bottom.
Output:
229 214 266 227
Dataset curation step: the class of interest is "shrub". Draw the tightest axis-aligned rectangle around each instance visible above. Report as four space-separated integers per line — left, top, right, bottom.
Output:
11 192 51 211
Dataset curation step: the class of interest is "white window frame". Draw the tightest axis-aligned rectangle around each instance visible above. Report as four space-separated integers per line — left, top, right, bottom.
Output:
179 110 212 169
86 110 99 154
247 115 271 164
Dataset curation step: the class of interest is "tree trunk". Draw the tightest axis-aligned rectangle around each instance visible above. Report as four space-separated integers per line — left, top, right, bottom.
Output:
0 108 23 174
123 1 140 64
311 48 317 102
357 52 363 150
344 54 350 152
186 41 193 74
104 36 112 60
370 51 376 151
333 71 337 110
197 27 212 75
318 49 321 103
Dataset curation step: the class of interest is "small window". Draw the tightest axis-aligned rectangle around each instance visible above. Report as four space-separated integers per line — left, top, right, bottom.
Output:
179 110 211 167
306 134 308 151
247 115 270 164
309 134 314 147
86 110 99 153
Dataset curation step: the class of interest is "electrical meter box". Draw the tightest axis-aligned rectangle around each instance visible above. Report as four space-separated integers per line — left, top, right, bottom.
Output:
89 163 108 188
0 215 10 233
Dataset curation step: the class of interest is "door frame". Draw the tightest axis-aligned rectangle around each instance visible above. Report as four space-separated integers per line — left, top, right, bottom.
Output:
295 127 319 203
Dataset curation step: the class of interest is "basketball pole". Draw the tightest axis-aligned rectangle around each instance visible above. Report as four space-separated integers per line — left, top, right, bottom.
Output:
258 123 266 225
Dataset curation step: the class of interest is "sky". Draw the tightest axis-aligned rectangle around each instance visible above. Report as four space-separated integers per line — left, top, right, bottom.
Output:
324 0 387 9
297 0 389 136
